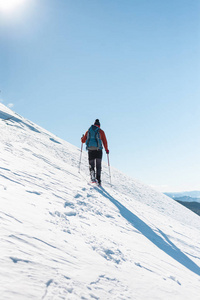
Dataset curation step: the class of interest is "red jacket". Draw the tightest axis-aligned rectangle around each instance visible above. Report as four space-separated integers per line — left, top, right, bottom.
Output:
81 125 108 152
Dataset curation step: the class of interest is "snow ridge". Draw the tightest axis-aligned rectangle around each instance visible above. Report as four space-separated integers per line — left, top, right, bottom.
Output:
0 103 200 300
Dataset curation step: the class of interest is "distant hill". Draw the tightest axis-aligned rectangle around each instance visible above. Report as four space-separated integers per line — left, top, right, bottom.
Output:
175 196 200 203
165 192 200 203
173 191 200 198
176 201 200 216
165 192 200 216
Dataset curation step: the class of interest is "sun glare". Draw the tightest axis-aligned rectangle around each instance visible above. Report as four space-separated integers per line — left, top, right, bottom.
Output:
0 0 26 13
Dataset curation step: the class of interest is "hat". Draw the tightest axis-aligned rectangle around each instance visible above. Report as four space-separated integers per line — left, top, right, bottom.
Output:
94 119 100 126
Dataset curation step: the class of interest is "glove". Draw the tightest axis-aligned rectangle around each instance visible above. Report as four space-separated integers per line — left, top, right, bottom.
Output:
106 149 109 154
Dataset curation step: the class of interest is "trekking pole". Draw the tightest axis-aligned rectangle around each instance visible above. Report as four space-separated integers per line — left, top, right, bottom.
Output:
107 153 112 185
78 141 83 173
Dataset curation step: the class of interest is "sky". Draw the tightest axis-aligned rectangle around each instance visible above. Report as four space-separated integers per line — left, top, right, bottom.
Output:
0 0 200 193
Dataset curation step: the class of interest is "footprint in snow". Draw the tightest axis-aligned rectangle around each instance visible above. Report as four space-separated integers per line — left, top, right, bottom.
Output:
168 276 181 285
64 211 76 217
50 210 76 218
49 137 61 144
74 193 82 199
135 262 154 273
26 190 41 195
64 201 75 208
10 257 31 264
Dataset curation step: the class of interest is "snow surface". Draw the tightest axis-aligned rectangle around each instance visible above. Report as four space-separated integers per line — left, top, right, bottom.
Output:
0 103 200 300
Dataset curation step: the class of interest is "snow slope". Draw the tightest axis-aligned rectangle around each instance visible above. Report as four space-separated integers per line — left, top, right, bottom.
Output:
0 103 200 300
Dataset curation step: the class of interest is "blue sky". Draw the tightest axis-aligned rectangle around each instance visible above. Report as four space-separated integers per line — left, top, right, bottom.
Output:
0 0 200 192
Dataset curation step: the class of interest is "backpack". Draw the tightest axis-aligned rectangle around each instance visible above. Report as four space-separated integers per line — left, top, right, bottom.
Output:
86 125 103 150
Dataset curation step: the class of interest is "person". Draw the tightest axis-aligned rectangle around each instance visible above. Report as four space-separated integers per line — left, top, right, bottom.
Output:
81 119 109 185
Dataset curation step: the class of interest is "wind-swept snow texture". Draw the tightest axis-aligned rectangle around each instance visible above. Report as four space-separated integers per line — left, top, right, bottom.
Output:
0 103 200 300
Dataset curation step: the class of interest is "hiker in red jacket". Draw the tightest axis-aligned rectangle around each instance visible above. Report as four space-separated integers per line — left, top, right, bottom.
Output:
81 119 109 185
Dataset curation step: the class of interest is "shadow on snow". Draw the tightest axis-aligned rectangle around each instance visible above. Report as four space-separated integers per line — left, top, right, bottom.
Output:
95 186 200 277
0 111 40 133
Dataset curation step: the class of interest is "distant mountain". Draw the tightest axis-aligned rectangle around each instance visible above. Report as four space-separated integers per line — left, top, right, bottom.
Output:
165 192 200 216
176 201 200 217
165 192 200 203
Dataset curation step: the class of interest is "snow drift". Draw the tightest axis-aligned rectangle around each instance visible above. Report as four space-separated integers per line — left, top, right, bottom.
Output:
0 103 200 300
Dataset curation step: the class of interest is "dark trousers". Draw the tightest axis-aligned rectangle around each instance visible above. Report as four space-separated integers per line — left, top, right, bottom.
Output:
88 150 102 182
